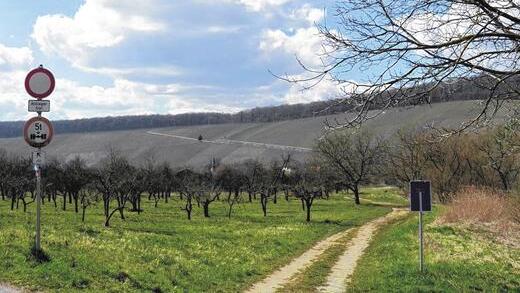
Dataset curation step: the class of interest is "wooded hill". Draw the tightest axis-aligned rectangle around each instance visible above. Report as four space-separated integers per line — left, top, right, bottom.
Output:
0 78 489 138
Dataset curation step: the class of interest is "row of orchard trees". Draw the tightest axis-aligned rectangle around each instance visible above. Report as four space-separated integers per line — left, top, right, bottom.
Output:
0 148 338 225
1 120 519 226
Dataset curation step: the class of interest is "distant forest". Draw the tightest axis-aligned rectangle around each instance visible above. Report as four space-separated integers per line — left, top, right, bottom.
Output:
0 78 486 138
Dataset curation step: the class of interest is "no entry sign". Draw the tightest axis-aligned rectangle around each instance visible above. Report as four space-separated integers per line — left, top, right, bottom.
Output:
25 67 55 99
23 116 54 148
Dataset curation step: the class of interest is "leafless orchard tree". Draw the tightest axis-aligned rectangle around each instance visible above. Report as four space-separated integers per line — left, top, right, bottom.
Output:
291 162 325 222
317 130 387 204
259 155 291 217
287 0 520 132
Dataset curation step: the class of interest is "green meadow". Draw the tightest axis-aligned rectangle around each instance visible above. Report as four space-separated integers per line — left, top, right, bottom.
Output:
349 209 520 292
0 193 390 292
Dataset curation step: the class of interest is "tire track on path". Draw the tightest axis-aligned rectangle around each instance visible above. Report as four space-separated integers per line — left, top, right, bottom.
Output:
245 209 408 293
244 228 354 293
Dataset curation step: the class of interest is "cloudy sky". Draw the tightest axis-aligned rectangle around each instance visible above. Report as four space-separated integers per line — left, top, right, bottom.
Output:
0 0 359 121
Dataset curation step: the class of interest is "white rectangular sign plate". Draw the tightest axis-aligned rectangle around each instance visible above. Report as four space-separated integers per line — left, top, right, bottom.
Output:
32 151 45 165
28 100 50 112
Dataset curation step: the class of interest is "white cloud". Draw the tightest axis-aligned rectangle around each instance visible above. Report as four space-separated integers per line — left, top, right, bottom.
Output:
0 67 240 121
283 73 341 104
289 4 325 24
0 44 33 67
76 65 183 78
32 0 164 67
231 0 292 12
260 26 327 67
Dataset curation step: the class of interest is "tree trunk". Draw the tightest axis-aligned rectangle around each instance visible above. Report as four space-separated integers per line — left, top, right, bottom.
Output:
74 193 79 213
305 199 312 222
185 200 192 220
261 196 267 217
105 207 123 227
63 193 67 210
353 186 360 205
10 192 15 210
137 195 141 215
82 206 87 222
203 202 210 217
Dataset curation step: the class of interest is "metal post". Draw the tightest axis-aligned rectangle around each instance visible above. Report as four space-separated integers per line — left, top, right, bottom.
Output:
419 191 424 272
35 162 41 250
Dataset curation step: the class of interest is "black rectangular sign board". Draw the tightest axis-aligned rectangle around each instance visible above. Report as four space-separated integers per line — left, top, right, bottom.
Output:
410 180 432 212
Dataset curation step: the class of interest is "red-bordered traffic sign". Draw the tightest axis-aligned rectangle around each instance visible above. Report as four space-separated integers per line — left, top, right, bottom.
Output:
23 116 54 148
25 67 55 100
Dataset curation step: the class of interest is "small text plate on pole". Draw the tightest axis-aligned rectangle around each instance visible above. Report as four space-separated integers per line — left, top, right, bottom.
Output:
410 180 432 212
32 150 45 165
28 100 50 112
23 116 54 148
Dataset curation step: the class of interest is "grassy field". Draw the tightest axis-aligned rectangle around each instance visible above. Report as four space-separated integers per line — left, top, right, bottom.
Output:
349 208 520 292
0 192 391 292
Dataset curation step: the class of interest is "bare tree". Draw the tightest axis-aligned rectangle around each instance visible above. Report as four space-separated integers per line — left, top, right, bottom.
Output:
478 120 520 190
291 161 324 222
388 129 429 188
258 155 291 217
286 0 520 132
176 169 200 220
95 150 135 227
424 135 468 202
61 157 92 213
317 130 386 204
239 159 265 203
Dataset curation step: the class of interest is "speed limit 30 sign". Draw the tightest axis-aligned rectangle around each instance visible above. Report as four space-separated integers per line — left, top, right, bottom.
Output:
23 116 54 148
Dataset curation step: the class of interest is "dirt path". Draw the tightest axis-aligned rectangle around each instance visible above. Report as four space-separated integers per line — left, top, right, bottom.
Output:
0 284 20 293
245 228 354 293
318 208 408 293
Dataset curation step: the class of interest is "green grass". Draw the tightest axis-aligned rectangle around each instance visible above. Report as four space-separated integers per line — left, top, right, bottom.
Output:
0 192 391 292
341 186 409 206
349 208 520 292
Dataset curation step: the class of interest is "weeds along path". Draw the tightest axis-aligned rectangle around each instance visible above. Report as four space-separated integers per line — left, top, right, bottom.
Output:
245 228 355 293
318 208 409 293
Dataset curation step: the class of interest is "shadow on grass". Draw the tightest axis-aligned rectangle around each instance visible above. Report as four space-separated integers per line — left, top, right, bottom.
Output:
28 246 51 263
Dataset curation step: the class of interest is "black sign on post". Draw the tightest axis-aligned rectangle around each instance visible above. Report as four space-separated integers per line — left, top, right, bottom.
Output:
409 180 432 273
410 180 432 212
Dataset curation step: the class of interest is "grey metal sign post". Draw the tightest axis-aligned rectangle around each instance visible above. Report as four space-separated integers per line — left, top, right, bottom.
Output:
24 65 55 251
410 180 432 272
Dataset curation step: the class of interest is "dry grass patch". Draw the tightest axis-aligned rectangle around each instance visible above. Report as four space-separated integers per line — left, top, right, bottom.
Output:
439 187 520 247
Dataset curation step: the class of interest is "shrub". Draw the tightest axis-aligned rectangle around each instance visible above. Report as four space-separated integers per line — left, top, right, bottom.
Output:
439 187 519 245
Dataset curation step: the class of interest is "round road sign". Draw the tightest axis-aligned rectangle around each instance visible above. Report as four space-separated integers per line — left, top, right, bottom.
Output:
25 67 55 99
23 116 54 148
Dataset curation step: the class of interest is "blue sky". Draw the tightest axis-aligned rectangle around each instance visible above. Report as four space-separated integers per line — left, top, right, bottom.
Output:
0 0 358 121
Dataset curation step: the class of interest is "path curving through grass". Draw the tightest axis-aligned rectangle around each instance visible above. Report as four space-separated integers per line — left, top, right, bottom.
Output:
318 208 408 292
